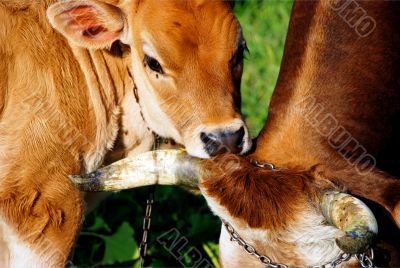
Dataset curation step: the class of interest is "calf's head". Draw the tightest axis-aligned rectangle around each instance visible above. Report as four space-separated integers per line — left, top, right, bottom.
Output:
71 149 378 267
47 0 251 158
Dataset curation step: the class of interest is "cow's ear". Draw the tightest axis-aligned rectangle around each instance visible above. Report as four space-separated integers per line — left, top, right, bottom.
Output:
47 0 129 49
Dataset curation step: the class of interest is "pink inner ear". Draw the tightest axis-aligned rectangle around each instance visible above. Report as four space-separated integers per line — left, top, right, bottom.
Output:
82 26 107 37
59 5 118 41
64 5 100 28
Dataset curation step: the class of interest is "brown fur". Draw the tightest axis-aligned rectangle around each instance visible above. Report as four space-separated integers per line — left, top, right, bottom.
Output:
124 0 250 156
0 0 248 266
196 1 400 266
200 155 345 267
255 0 400 225
0 7 94 264
202 155 323 231
249 0 400 265
46 0 252 159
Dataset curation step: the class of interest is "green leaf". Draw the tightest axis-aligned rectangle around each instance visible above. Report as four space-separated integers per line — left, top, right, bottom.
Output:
86 216 111 233
100 222 139 265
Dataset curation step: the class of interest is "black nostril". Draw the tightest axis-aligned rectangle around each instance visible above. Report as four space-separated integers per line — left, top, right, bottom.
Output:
200 132 211 144
235 127 245 147
200 132 220 155
201 127 246 156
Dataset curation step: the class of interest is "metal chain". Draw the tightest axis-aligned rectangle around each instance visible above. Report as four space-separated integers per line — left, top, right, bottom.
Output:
138 134 161 268
356 249 376 268
138 193 154 268
222 220 289 268
317 252 353 268
222 220 376 268
250 159 278 171
243 161 377 268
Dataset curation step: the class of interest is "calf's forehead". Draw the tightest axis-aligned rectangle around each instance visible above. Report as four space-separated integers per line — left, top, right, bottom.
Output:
134 0 241 64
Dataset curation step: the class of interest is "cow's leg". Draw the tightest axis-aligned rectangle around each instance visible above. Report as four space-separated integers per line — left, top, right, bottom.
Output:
0 172 83 267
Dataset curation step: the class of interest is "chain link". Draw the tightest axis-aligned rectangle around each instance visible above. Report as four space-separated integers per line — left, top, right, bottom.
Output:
223 220 288 268
222 219 376 268
320 252 352 268
250 159 278 170
135 133 376 268
138 191 154 268
356 249 376 268
138 134 161 268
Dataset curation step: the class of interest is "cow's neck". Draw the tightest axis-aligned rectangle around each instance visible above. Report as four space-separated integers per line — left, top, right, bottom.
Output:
71 45 152 172
255 0 400 171
1 1 153 172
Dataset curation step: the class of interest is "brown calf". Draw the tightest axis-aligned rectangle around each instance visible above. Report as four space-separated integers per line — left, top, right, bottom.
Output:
0 0 251 266
76 0 400 266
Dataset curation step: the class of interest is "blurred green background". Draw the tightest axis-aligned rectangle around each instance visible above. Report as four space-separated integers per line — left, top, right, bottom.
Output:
73 1 293 267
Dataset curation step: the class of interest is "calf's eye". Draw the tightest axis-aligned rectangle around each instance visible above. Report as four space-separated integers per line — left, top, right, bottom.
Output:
144 55 164 74
231 40 249 68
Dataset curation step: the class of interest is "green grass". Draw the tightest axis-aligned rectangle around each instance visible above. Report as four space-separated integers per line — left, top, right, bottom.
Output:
237 0 293 136
73 2 293 267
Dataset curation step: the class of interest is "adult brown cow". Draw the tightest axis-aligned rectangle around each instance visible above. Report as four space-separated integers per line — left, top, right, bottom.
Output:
213 0 400 265
0 0 251 266
76 0 400 266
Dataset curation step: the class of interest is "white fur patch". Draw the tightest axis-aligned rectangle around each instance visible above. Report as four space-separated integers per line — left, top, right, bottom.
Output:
203 191 351 267
130 44 182 143
142 40 162 64
0 219 45 268
286 209 344 266
120 89 154 157
218 225 263 268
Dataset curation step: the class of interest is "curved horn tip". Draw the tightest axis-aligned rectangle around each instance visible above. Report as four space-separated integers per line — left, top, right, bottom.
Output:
69 174 105 192
68 149 203 192
321 191 378 254
335 232 376 254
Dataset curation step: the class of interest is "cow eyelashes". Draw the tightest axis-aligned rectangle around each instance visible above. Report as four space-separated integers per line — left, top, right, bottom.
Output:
144 55 164 75
232 40 249 66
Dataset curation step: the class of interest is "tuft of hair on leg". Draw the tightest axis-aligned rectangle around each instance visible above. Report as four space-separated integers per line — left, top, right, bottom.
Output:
200 154 323 231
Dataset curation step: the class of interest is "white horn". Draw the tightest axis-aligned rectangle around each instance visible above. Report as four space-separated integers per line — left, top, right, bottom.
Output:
321 191 378 254
70 150 205 191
